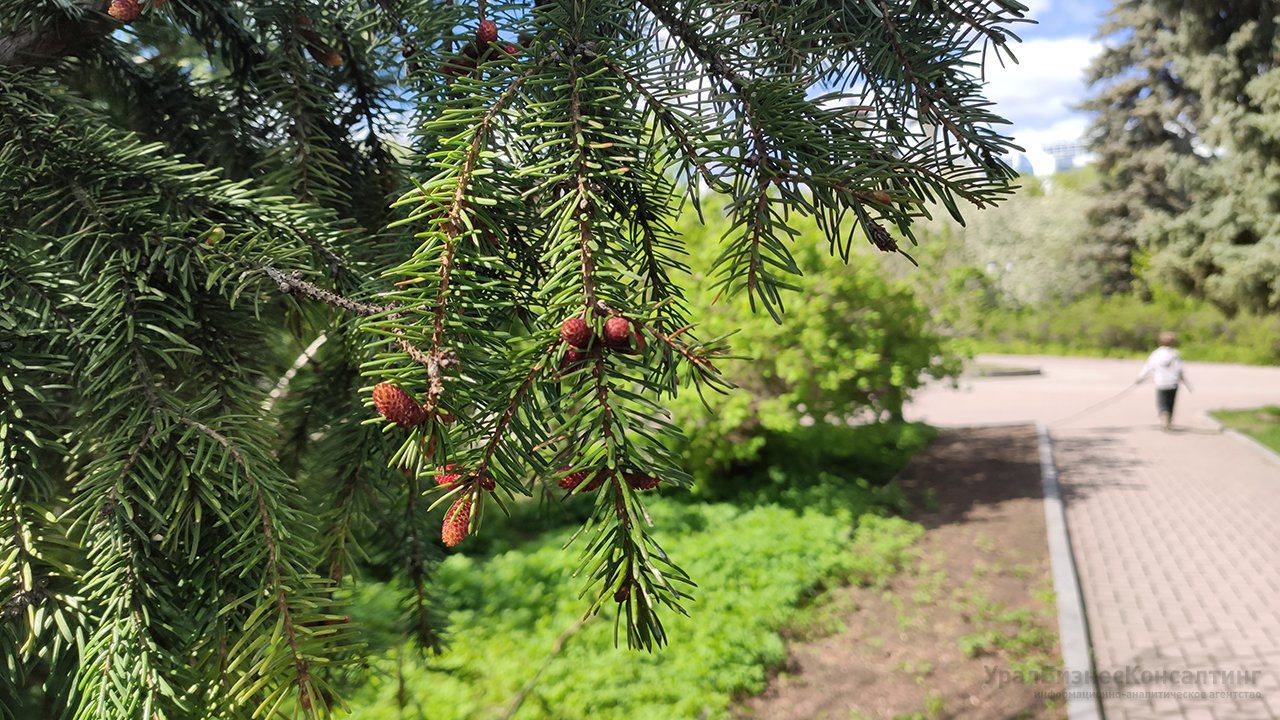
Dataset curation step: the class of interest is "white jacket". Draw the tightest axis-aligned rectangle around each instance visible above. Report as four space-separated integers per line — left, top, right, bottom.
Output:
1137 346 1184 390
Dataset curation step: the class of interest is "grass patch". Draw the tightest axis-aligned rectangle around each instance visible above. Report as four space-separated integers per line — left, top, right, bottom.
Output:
954 580 1059 684
1211 406 1280 454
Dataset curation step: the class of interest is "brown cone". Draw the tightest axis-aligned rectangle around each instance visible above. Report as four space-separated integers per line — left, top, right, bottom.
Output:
372 383 427 426
441 496 472 547
108 0 141 21
602 317 633 350
560 318 592 349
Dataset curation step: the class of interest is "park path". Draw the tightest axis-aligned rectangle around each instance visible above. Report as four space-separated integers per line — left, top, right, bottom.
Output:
907 355 1280 720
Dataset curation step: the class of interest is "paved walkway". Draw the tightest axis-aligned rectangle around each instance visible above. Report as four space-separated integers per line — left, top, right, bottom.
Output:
908 355 1280 720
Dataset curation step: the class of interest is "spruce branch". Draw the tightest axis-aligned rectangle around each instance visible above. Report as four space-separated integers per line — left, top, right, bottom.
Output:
590 51 730 193
475 344 557 477
569 56 600 312
0 0 106 67
264 266 391 316
429 57 551 349
874 0 972 156
3 0 1028 707
180 418 331 715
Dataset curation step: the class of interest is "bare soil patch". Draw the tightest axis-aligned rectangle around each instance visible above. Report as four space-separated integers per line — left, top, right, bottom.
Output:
737 425 1067 720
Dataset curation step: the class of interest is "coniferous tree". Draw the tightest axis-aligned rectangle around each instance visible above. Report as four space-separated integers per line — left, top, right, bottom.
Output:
1082 0 1280 311
1079 0 1201 295
1 0 1026 716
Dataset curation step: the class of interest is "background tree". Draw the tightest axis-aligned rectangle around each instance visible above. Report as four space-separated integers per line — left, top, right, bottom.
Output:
1078 0 1201 295
913 172 1105 309
1 0 1025 717
1082 0 1280 311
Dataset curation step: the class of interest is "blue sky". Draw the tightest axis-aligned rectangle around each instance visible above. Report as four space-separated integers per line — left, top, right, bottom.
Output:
980 0 1113 173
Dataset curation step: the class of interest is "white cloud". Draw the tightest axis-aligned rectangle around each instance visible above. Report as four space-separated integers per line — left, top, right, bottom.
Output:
978 36 1102 157
1021 0 1053 19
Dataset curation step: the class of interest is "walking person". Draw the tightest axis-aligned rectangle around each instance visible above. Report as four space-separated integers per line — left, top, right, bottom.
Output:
1136 331 1191 430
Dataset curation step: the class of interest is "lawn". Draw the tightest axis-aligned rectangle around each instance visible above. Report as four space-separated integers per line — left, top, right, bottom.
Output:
1211 406 1280 454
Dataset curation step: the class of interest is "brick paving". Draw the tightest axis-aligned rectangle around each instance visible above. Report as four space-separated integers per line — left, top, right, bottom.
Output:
909 355 1280 719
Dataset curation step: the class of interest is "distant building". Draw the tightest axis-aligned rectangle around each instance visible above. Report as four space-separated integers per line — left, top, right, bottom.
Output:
1043 141 1084 173
1005 152 1035 176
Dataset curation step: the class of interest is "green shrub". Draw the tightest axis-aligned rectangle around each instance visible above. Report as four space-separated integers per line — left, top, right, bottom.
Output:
711 422 935 514
972 288 1280 364
666 208 963 486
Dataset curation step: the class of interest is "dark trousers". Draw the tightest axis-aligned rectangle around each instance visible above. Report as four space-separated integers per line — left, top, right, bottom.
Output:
1156 387 1178 416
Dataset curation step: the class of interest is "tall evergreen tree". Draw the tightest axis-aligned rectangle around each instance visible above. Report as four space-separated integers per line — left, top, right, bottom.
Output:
1082 0 1280 311
1 0 1025 716
1079 0 1201 295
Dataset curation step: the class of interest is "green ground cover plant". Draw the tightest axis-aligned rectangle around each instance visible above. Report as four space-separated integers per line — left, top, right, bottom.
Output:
342 483 926 719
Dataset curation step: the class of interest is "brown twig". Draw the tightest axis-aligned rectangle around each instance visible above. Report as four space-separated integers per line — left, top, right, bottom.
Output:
566 56 599 313
261 267 458 405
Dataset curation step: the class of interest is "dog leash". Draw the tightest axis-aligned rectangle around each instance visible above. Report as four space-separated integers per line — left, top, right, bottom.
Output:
1048 381 1140 426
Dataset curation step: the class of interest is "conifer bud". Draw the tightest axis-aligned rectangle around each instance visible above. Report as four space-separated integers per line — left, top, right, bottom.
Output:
868 223 898 253
107 0 141 22
557 468 606 492
602 317 633 350
436 464 495 491
624 473 660 491
372 383 427 426
559 349 587 372
557 469 590 491
560 318 592 349
476 19 498 47
441 496 472 547
435 464 463 487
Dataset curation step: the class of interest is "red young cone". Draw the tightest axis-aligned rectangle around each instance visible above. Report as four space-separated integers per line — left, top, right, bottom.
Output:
624 473 660 491
559 349 586 372
503 43 519 55
435 464 463 487
442 56 476 77
441 496 472 547
583 473 607 492
602 316 633 350
476 19 498 47
372 383 427 426
557 469 590 491
560 318 592 349
108 0 141 21
436 464 495 491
